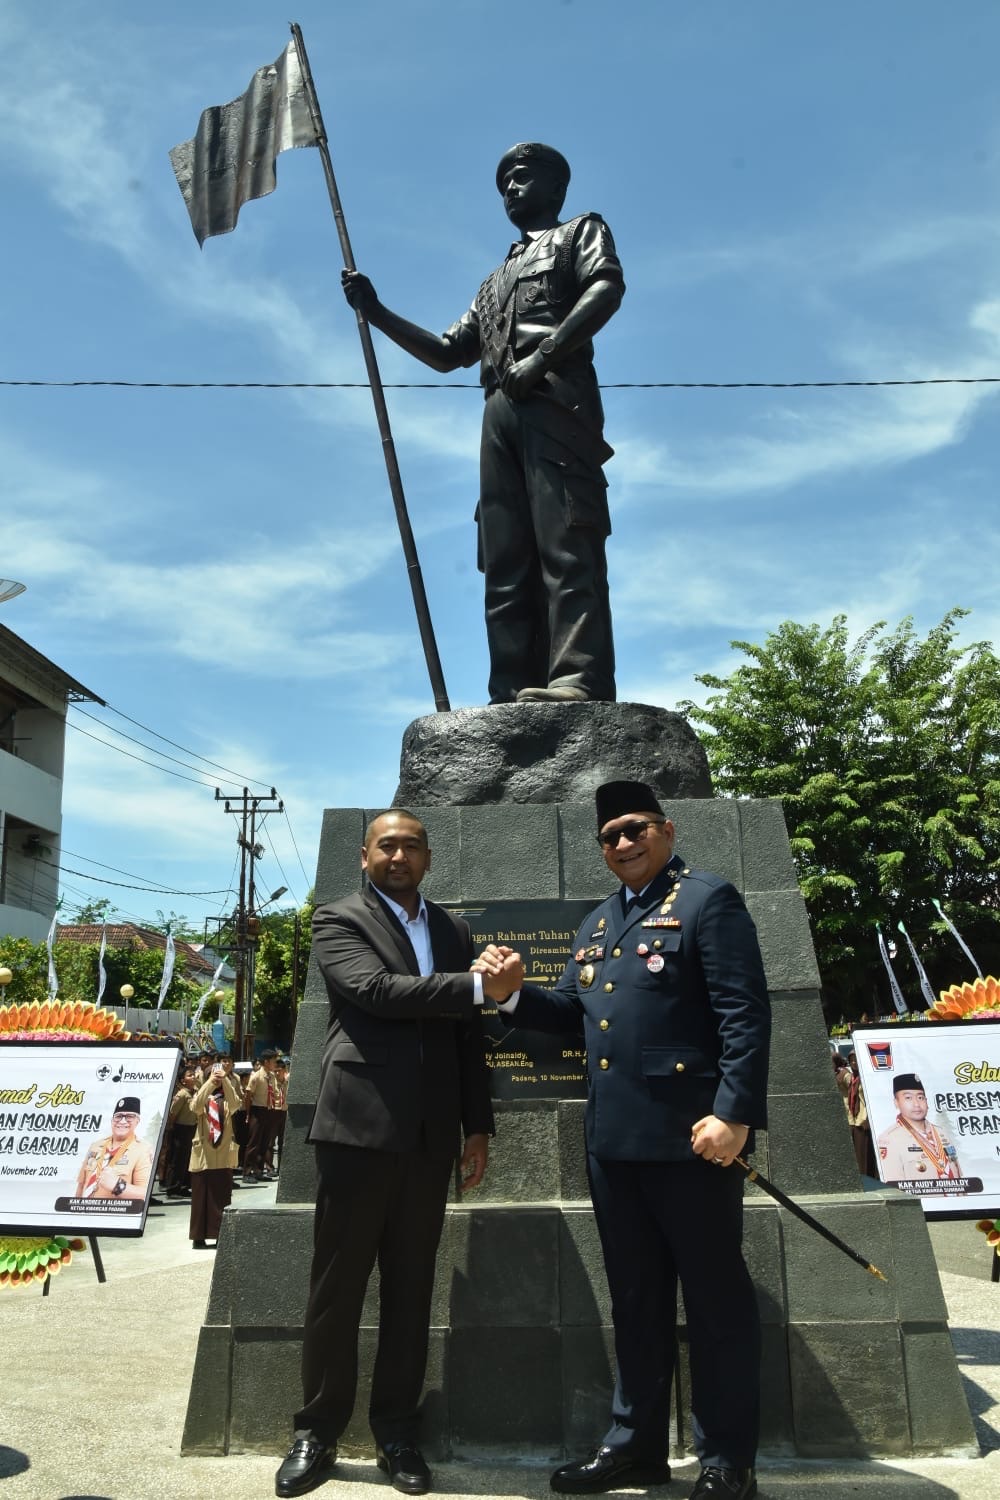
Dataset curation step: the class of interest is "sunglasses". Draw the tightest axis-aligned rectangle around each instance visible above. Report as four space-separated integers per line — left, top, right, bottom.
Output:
596 819 665 849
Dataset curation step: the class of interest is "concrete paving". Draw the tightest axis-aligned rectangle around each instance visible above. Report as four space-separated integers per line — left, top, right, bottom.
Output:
1 1185 998 1500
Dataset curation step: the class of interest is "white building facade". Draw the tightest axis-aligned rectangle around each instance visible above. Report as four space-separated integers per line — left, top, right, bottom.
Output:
0 624 102 942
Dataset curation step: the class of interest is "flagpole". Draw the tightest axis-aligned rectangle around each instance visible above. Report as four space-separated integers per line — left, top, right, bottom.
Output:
289 22 451 713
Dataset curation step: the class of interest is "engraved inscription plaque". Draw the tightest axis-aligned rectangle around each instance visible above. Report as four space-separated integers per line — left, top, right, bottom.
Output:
447 899 593 1100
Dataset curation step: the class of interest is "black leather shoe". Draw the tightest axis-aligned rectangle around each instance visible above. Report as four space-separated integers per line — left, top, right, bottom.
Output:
551 1447 671 1493
688 1469 756 1499
376 1442 432 1495
275 1431 335 1497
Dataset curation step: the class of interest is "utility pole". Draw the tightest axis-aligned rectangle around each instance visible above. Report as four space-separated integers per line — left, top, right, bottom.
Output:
213 786 283 1060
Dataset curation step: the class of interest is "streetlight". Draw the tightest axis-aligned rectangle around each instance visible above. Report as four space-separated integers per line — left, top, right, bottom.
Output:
0 966 12 1001
120 982 134 1015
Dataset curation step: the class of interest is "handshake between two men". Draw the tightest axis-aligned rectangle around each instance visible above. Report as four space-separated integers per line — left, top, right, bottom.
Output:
472 940 751 1170
279 788 769 1500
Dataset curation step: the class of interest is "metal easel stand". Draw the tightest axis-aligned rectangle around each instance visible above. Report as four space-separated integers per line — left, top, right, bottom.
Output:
41 1236 107 1296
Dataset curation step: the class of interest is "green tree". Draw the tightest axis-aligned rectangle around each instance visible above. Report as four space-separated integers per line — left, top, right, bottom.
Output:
251 895 314 1049
0 935 201 1014
680 610 1000 1020
69 897 115 924
149 909 204 941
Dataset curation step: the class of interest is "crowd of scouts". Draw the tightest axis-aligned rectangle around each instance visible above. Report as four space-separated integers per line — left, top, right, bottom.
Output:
159 1047 289 1249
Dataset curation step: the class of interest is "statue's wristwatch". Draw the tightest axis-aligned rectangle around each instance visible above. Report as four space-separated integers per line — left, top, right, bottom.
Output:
537 335 557 363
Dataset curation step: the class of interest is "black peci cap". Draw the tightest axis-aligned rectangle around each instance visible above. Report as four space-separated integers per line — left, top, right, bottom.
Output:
595 781 664 829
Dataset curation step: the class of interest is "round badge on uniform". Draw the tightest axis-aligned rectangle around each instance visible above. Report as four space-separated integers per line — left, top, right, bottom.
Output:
646 954 665 973
580 963 595 988
636 943 649 956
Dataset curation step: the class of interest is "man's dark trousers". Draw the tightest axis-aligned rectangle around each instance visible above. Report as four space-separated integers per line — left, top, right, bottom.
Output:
296 1140 454 1446
587 1154 760 1468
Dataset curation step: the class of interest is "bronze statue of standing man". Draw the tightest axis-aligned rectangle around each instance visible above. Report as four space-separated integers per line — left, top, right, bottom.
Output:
343 143 624 704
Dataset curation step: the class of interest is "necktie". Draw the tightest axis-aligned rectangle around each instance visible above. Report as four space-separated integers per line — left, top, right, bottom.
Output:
206 1093 224 1147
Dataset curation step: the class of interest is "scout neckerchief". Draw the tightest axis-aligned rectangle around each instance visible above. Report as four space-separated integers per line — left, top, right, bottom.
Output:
206 1091 225 1148
897 1116 958 1178
80 1133 134 1197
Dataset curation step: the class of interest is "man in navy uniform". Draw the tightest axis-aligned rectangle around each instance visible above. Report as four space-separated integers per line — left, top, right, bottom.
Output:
478 781 770 1500
342 142 624 706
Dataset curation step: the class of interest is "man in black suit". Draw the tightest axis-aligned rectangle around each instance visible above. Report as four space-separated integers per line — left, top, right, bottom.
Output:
276 810 515 1500
478 781 770 1500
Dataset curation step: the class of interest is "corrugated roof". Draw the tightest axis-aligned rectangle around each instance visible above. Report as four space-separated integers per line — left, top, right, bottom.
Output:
56 923 217 976
0 623 103 705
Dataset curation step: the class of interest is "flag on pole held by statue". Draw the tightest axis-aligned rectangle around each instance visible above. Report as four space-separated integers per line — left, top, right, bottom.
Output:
166 23 452 710
169 38 317 246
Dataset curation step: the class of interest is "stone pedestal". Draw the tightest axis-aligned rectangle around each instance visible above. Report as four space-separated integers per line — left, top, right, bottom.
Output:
394 702 712 805
183 793 976 1460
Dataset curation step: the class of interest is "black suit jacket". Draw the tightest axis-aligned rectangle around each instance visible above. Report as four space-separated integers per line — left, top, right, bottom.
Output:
307 884 494 1153
513 856 770 1161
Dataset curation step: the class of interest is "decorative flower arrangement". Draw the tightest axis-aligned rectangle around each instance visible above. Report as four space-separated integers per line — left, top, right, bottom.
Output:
0 998 129 1041
0 1235 86 1288
0 995 130 1290
975 1219 1000 1248
925 975 1000 1023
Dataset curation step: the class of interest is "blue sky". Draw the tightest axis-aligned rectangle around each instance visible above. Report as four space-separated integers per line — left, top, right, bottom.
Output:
2 0 998 930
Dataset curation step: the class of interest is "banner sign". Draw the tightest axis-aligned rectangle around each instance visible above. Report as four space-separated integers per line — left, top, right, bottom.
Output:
853 1021 1000 1217
0 1043 179 1236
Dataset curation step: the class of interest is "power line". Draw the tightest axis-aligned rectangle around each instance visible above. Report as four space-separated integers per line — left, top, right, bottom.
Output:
85 700 315 900
95 701 275 790
280 807 314 892
2 376 999 391
263 824 299 908
65 718 235 788
35 853 233 899
69 707 245 786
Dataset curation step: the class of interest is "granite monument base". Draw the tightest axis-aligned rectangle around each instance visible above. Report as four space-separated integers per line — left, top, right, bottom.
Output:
184 797 975 1460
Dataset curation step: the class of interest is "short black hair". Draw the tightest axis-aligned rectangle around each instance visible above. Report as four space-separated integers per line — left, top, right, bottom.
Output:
363 808 427 847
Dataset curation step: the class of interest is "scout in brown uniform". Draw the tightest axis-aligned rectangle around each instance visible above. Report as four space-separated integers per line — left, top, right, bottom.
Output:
878 1073 962 1181
165 1061 199 1195
242 1047 279 1181
189 1059 243 1248
74 1095 153 1201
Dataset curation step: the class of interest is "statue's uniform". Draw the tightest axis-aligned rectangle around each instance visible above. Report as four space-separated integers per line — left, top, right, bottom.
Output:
442 214 624 702
511 855 771 1471
878 1118 961 1181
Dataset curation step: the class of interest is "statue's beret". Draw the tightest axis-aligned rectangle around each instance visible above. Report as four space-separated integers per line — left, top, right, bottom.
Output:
496 142 571 193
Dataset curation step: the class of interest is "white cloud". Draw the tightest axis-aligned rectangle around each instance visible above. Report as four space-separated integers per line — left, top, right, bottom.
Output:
2 433 410 678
